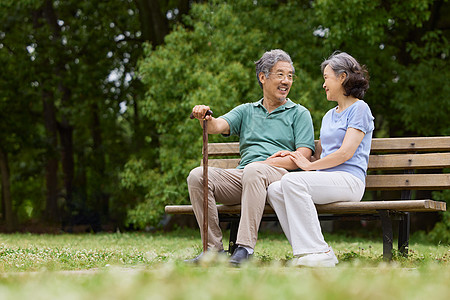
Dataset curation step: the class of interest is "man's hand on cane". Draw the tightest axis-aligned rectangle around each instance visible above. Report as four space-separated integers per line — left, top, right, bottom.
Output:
190 105 213 120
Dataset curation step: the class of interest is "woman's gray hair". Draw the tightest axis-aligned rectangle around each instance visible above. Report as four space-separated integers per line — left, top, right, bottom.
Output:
321 51 369 99
255 49 295 89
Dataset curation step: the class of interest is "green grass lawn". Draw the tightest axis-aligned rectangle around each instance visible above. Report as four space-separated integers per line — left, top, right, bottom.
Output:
0 229 449 299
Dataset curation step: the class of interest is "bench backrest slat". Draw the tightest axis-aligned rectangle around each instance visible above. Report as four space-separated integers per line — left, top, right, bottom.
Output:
370 136 450 152
365 174 450 190
207 137 450 156
205 164 450 190
368 153 450 170
208 153 450 170
208 158 241 169
208 143 239 156
203 136 450 192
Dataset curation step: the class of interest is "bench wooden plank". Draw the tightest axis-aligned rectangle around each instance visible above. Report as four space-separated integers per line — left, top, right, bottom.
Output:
368 153 450 170
315 200 446 213
207 137 450 156
165 200 446 216
206 163 450 190
370 136 450 152
208 158 240 169
208 143 240 156
365 174 450 190
208 153 450 170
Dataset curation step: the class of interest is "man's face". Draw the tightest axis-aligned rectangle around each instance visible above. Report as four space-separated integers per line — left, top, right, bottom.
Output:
260 61 294 103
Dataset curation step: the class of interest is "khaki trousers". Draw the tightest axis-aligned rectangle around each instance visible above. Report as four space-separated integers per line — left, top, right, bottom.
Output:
187 162 288 250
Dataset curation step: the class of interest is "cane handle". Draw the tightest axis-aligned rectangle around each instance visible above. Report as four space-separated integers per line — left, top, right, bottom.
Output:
190 110 213 119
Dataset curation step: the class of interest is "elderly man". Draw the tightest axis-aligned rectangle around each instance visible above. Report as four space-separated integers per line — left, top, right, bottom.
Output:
187 49 315 265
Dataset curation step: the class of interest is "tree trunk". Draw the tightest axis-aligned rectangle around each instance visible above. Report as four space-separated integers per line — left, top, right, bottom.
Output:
58 116 74 217
91 103 109 221
0 145 14 231
43 0 75 223
42 91 60 222
134 0 169 45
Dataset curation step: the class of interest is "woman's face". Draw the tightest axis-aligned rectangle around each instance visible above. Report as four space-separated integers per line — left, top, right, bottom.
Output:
322 65 345 101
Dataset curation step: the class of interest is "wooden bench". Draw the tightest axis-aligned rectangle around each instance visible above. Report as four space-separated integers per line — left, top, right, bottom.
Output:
165 137 449 260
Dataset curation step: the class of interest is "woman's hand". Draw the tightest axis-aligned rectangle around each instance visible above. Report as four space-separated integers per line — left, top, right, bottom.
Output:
288 151 312 171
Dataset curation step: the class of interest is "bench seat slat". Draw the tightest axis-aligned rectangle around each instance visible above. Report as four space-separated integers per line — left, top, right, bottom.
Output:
165 200 446 215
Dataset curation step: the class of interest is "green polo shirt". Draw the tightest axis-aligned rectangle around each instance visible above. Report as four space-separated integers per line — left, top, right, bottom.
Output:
220 98 315 169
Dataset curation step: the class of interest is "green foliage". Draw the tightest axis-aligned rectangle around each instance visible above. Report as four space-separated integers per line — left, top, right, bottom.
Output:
313 0 448 136
1 0 448 231
427 190 450 244
128 1 324 228
127 0 449 228
120 157 194 228
0 0 143 227
393 31 450 135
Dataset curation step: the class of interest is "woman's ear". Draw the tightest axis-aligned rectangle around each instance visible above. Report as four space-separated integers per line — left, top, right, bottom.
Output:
339 71 347 84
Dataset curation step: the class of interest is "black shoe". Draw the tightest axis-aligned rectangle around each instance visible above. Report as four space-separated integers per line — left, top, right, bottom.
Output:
184 252 205 264
184 250 226 264
229 247 252 266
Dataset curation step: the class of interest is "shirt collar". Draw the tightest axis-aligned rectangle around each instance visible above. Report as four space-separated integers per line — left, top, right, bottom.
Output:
253 98 296 109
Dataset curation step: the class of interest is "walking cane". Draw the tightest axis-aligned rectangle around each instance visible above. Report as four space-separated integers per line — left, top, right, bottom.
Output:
190 109 213 252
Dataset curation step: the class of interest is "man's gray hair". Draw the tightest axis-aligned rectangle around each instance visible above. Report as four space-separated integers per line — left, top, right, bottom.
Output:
255 49 295 89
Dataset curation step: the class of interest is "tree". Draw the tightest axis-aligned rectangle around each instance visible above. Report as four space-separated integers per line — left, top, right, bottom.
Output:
0 3 41 229
0 0 140 228
1 0 448 231
313 0 450 136
0 0 202 230
124 0 325 227
127 0 449 229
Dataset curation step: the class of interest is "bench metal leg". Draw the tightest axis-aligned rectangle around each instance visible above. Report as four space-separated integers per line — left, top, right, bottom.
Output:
379 210 393 261
398 212 410 256
228 220 239 254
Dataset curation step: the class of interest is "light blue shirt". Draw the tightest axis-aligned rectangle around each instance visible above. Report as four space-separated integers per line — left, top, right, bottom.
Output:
318 100 374 183
220 98 315 169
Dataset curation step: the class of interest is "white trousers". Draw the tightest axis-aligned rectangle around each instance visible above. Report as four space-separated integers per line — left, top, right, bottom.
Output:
267 171 365 256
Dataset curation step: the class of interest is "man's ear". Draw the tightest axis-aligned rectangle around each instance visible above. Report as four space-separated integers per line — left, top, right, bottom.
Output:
259 72 266 85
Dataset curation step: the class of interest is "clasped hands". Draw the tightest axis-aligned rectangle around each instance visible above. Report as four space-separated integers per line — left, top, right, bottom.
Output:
268 150 312 171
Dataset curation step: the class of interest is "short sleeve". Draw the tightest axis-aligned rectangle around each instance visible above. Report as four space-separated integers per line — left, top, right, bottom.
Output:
348 101 374 134
293 106 316 152
219 103 247 137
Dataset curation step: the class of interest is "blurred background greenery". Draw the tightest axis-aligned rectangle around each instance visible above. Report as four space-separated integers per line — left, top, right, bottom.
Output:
0 0 448 239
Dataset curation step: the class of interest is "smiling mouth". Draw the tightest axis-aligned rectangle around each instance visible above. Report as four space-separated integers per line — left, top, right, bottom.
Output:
278 86 289 92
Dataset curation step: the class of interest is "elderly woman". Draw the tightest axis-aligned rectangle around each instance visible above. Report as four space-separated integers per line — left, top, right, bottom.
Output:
267 51 374 267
